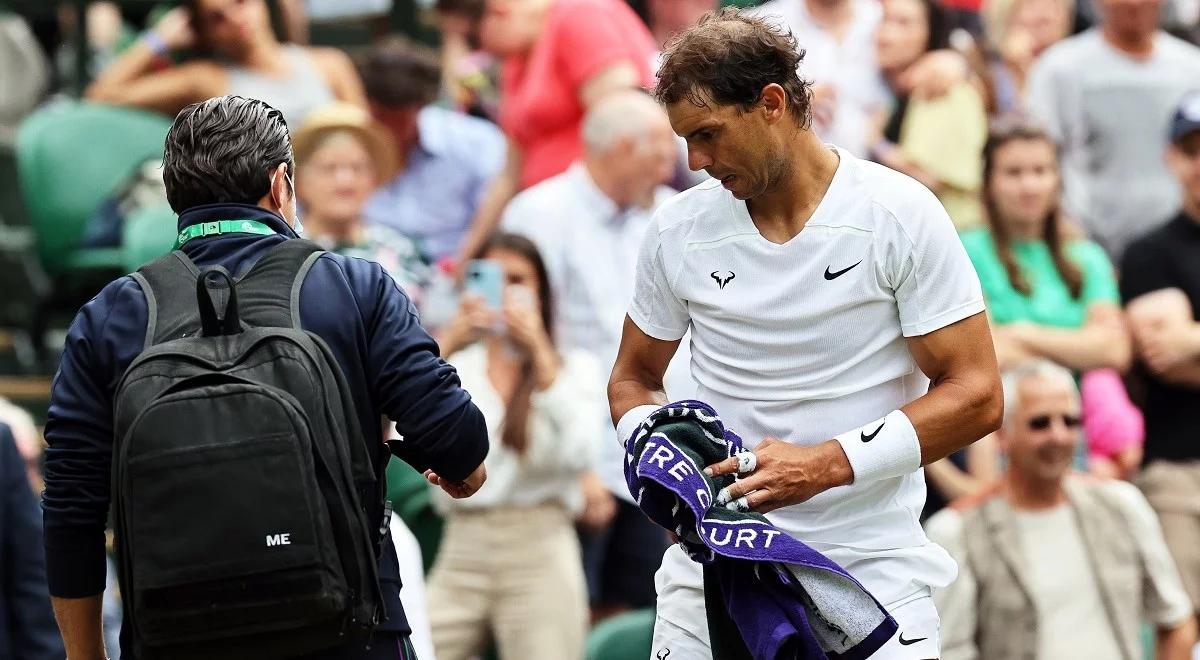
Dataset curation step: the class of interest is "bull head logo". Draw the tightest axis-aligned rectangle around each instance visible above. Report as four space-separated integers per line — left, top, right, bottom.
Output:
710 271 735 289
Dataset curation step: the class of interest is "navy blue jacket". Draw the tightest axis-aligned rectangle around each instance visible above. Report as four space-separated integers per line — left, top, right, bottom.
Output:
1 422 67 660
42 203 489 646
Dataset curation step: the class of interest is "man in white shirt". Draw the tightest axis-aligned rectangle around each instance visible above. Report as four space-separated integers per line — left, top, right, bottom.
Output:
609 9 1002 658
925 360 1197 660
501 91 694 614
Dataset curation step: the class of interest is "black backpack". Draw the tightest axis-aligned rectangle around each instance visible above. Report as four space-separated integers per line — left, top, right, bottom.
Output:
111 239 386 659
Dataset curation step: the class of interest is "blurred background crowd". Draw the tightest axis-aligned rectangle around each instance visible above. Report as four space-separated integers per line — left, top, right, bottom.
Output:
2 0 1200 658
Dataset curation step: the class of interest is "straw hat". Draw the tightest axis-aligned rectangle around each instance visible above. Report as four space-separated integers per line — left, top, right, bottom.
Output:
292 103 400 182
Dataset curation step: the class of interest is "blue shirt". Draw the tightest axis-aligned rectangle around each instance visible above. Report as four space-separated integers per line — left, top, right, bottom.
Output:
41 203 489 646
363 107 505 262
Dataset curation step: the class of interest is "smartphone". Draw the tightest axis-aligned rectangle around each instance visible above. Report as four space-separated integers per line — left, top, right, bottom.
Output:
464 259 505 309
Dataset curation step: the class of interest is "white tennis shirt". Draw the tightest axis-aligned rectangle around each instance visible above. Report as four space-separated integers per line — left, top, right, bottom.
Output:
629 150 985 603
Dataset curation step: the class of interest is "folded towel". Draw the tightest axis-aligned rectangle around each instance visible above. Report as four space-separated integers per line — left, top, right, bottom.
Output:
624 400 898 660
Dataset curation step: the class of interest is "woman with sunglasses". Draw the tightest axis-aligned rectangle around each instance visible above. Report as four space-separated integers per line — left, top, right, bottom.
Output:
86 0 366 127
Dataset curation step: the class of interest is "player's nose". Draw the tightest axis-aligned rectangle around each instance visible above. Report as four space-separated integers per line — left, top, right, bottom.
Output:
688 147 713 172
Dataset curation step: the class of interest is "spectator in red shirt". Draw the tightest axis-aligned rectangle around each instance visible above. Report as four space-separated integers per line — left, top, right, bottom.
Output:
456 0 658 267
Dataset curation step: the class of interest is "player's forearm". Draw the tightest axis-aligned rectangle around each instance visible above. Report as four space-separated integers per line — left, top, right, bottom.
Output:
51 595 107 660
607 375 667 428
903 370 1003 465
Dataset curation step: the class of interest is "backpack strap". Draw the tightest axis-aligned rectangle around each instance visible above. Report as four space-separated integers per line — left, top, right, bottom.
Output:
134 240 325 348
236 239 324 329
134 250 204 349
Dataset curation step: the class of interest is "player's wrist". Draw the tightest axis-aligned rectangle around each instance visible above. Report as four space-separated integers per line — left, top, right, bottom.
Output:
833 410 922 485
615 403 660 447
820 440 855 489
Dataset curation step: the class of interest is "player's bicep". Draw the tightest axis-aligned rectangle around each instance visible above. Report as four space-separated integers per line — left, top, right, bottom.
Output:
612 315 681 387
905 311 996 386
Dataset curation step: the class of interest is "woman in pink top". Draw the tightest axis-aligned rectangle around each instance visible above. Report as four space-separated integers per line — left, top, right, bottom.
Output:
455 0 658 265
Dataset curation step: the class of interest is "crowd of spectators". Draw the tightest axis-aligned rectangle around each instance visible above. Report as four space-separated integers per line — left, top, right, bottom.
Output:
3 0 1200 657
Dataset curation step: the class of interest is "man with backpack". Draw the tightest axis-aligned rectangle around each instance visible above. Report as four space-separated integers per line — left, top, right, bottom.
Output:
42 95 489 660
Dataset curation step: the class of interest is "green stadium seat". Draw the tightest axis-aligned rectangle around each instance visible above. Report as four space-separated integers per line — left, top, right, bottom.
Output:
385 455 445 575
586 608 656 660
121 203 177 272
16 101 171 276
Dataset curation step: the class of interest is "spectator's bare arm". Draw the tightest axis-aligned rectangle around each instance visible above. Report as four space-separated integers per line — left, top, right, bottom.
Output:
1157 618 1197 660
85 7 221 115
311 47 368 108
924 433 998 502
578 61 641 107
275 0 310 44
1127 289 1200 385
455 136 523 269
456 61 641 269
1004 302 1133 372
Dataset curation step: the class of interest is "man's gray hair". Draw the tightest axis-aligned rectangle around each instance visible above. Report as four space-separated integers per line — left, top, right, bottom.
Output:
162 95 294 213
1000 359 1078 428
581 90 670 154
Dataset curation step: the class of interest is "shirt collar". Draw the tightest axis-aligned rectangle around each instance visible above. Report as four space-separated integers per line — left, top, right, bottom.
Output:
414 106 448 157
177 203 299 239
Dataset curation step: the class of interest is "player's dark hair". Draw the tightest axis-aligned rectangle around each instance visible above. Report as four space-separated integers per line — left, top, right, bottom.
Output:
474 233 556 455
982 118 1083 299
655 8 813 127
162 95 294 213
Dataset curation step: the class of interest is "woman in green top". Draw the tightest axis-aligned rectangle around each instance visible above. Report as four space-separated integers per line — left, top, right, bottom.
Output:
924 120 1134 506
962 119 1131 373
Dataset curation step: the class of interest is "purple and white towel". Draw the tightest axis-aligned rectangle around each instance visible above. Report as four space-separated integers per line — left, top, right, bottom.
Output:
624 400 898 660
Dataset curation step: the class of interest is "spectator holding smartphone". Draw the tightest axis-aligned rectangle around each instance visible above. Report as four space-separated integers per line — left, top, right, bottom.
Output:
429 233 601 660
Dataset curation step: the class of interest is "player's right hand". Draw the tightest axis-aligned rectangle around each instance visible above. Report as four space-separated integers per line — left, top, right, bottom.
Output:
704 438 853 513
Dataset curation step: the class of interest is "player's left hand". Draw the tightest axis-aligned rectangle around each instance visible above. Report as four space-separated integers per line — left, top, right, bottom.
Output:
703 438 853 514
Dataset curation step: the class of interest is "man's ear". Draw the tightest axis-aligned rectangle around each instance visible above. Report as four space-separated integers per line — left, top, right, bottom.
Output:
269 162 292 208
759 84 789 124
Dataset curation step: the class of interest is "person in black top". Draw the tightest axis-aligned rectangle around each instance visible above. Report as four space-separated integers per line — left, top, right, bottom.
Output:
1120 88 1200 624
42 95 490 660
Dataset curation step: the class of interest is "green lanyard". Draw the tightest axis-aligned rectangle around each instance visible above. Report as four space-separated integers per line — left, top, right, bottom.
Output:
173 219 277 249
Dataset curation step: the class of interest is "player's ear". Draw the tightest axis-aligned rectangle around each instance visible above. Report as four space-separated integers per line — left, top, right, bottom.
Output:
759 84 788 125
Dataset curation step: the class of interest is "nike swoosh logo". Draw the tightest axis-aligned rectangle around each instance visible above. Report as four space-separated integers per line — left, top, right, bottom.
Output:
823 260 863 280
861 422 884 442
898 633 927 646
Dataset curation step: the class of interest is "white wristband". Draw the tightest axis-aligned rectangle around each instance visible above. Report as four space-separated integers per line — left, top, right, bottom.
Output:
834 409 922 484
615 404 660 449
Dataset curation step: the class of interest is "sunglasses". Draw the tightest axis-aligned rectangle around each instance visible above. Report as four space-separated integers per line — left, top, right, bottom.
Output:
1027 413 1082 431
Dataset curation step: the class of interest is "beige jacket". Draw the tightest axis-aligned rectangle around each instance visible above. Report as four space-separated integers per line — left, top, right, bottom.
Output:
926 477 1192 660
